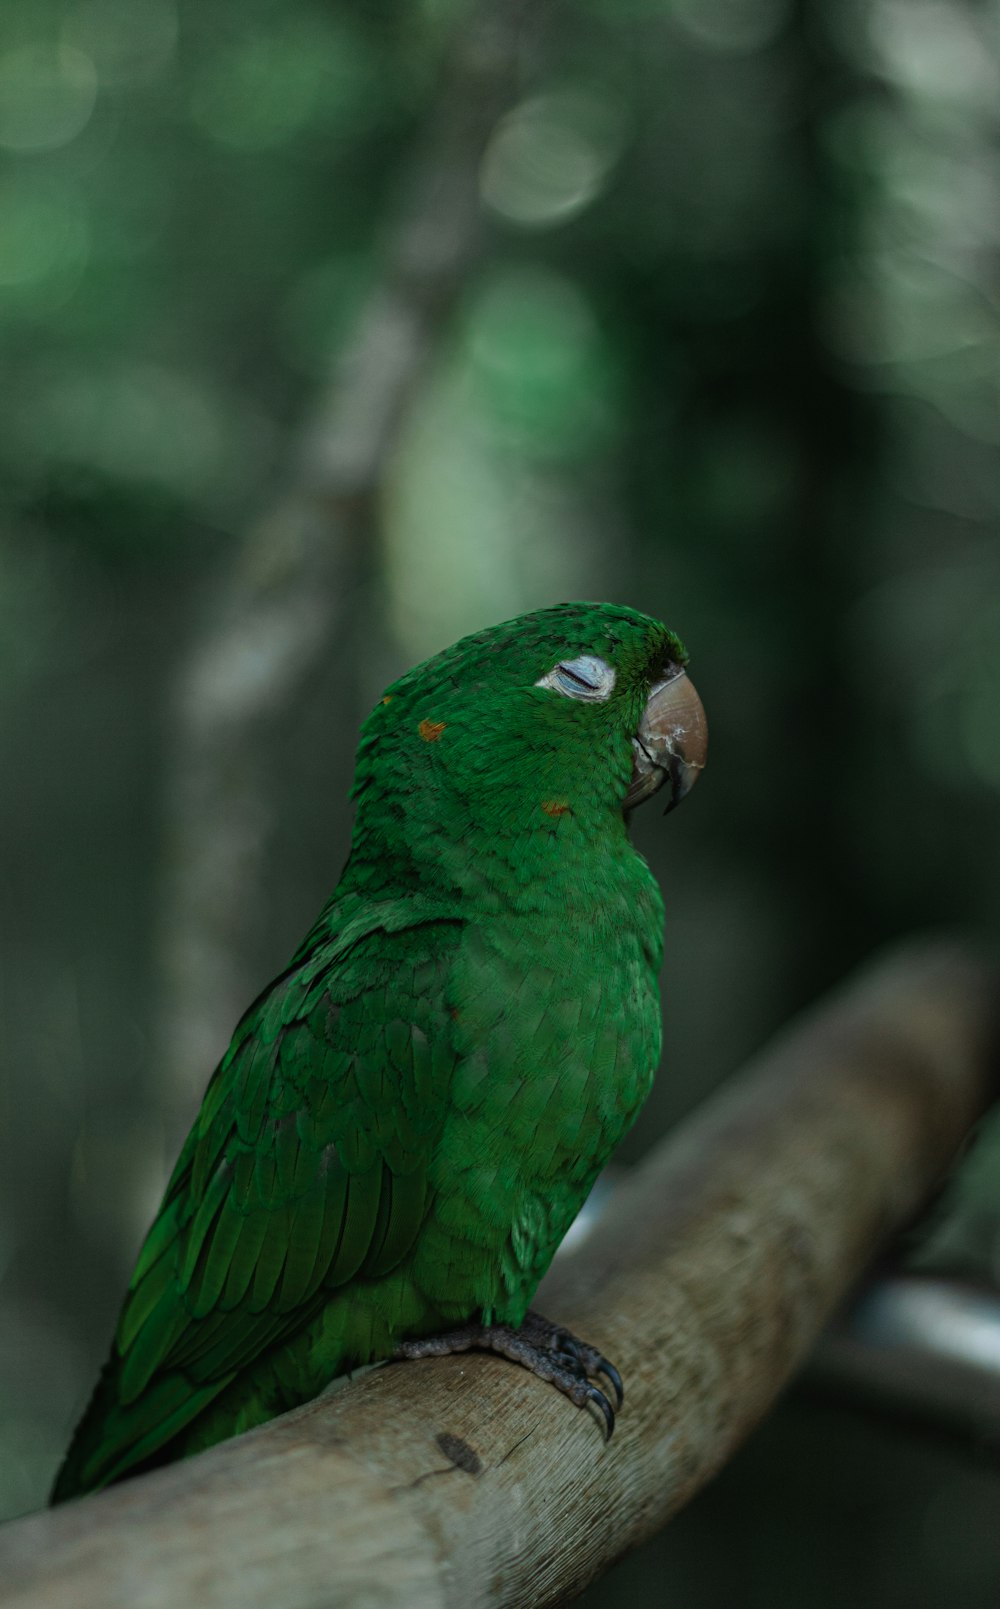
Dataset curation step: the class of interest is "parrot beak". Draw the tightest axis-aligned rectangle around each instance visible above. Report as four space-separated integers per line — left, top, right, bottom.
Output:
625 667 708 814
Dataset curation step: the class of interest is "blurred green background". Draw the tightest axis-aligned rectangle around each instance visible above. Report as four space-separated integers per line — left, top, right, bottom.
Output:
1 0 999 1599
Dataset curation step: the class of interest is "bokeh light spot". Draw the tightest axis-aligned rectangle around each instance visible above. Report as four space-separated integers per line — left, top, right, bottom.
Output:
32 365 227 495
463 267 618 458
480 88 627 229
672 0 791 54
0 44 98 153
190 21 378 152
62 0 179 87
0 181 90 301
869 2 1000 109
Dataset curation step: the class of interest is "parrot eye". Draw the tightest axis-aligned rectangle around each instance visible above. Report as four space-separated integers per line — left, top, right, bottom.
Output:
535 655 616 702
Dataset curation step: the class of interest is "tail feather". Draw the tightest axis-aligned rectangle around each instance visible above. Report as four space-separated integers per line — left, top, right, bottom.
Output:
50 1355 231 1504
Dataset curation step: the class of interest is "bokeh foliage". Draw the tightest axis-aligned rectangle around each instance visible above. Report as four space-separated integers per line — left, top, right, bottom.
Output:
1 0 998 1596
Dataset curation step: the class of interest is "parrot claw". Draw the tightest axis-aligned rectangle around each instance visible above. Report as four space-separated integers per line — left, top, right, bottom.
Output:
394 1308 624 1439
599 1360 625 1408
545 1322 624 1409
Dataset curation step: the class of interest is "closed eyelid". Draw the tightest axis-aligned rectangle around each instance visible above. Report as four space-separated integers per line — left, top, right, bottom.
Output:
558 663 597 690
534 655 616 702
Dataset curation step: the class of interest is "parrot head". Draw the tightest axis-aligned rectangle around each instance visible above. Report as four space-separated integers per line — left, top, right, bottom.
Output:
348 604 705 895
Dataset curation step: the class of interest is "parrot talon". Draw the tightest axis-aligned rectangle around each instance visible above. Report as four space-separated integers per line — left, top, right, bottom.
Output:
597 1359 625 1409
394 1310 624 1438
583 1382 616 1440
521 1310 624 1409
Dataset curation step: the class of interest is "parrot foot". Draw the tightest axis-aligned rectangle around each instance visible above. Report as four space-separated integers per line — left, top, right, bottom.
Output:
394 1308 623 1439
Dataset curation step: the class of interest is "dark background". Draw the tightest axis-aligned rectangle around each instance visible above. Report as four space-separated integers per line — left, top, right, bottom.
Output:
1 1 998 1600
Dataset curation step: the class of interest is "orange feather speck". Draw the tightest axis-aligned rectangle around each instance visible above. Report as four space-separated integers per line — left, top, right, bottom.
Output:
418 718 446 743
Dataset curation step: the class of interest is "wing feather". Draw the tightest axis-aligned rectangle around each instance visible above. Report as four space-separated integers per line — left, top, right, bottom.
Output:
52 907 463 1502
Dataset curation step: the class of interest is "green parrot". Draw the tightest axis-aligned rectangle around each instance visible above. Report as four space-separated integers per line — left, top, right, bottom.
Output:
51 601 706 1503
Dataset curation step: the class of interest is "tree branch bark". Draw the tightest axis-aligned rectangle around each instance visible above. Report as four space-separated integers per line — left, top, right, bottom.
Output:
5 938 996 1607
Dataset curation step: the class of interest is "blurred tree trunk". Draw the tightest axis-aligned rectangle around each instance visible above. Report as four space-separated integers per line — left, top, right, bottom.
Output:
153 2 527 1130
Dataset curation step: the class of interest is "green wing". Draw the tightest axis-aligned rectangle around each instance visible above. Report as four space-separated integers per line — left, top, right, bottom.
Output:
53 904 462 1500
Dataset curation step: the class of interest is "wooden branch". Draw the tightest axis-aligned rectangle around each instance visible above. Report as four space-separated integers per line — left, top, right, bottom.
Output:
155 1 526 1112
5 938 996 1607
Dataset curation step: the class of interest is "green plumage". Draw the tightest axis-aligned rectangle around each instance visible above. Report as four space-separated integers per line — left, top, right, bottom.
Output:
52 601 689 1501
